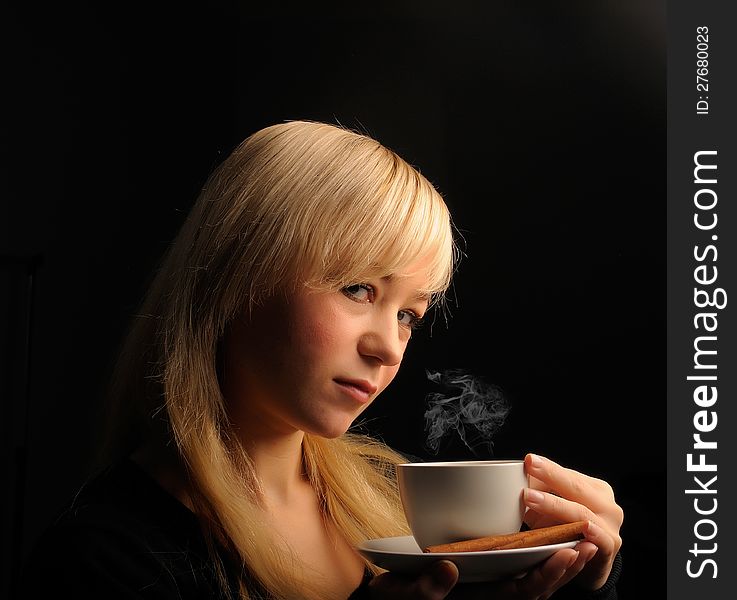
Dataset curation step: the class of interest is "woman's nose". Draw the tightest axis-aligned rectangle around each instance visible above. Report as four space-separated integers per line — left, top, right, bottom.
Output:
358 314 405 366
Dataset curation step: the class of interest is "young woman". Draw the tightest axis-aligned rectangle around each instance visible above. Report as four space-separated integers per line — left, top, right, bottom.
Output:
21 121 623 599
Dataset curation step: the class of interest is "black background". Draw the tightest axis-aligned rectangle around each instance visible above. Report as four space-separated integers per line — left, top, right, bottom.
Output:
3 2 665 597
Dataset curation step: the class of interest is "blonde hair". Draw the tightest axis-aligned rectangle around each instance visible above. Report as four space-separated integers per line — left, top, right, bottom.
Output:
101 120 458 599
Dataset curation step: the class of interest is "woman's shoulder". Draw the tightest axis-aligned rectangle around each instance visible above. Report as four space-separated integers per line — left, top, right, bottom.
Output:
40 458 196 540
19 458 226 599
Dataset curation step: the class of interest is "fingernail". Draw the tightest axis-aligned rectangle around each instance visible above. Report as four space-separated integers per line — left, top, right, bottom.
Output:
578 545 598 563
525 488 545 505
566 551 580 569
585 520 601 538
528 453 543 468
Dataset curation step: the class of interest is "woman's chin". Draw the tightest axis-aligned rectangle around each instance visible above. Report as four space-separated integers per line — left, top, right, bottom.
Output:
305 416 355 439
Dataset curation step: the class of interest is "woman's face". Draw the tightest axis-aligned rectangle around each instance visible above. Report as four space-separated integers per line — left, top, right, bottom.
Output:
221 258 433 440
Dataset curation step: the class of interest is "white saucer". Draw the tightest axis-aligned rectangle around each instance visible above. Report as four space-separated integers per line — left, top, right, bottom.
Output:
357 535 578 583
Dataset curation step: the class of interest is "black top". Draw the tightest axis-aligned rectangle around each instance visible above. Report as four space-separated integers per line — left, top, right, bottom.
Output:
20 459 242 599
18 458 620 599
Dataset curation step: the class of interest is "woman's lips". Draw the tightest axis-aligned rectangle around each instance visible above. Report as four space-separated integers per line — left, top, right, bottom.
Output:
334 379 378 404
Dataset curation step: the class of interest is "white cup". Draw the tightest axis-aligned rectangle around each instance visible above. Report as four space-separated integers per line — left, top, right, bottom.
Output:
397 460 528 550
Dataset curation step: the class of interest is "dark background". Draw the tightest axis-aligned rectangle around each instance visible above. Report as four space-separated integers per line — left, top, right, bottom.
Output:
3 2 665 598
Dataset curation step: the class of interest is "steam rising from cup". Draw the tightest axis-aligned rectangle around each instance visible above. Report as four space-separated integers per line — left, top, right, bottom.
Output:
423 369 510 455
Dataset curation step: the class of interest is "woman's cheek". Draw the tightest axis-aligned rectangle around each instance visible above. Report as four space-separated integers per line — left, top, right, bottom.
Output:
299 319 338 351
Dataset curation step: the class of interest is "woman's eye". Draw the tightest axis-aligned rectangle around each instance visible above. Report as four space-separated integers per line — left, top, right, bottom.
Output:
342 283 374 302
398 309 424 330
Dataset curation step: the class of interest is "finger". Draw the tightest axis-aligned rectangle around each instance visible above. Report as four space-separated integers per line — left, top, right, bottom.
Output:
527 474 551 493
523 488 598 526
522 506 557 530
522 492 621 563
369 561 458 600
419 561 459 598
583 519 620 560
511 548 579 598
369 572 453 600
539 541 599 598
525 454 615 513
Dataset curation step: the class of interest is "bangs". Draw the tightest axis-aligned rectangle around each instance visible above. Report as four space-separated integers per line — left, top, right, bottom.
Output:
195 121 459 321
301 154 457 305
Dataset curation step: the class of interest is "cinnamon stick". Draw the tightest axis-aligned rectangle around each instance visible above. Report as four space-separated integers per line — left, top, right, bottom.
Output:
423 520 588 553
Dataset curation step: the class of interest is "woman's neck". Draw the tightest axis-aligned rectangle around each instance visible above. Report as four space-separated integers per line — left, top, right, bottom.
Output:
241 428 309 507
132 423 310 509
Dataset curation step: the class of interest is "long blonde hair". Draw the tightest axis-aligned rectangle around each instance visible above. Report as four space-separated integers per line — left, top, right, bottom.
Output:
101 120 458 599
